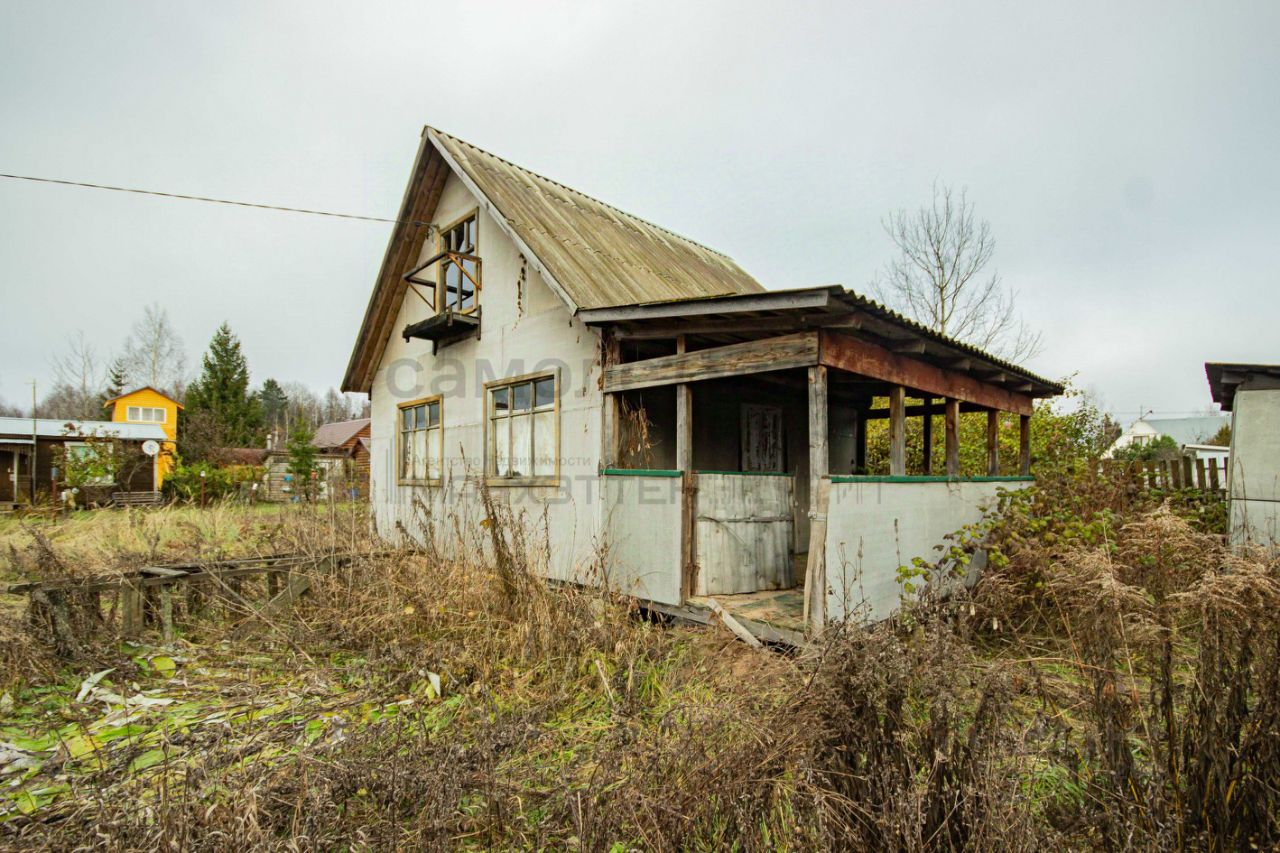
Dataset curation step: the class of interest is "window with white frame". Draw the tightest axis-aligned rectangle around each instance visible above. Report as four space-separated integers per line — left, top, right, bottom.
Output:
488 374 557 480
126 406 166 423
399 397 442 483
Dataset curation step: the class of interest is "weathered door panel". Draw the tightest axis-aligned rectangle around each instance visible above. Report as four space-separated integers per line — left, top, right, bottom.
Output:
694 473 794 595
0 450 14 502
740 404 785 472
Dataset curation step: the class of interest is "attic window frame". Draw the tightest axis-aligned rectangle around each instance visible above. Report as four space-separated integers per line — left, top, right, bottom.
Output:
126 406 166 424
436 209 481 316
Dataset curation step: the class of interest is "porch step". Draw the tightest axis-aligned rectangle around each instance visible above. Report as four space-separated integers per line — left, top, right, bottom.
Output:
645 595 807 648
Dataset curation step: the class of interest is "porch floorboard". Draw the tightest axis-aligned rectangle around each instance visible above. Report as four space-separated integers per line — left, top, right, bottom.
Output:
688 588 807 634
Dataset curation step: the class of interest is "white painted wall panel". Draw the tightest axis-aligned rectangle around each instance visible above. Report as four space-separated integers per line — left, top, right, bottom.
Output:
1229 388 1280 549
602 473 683 604
823 479 1021 623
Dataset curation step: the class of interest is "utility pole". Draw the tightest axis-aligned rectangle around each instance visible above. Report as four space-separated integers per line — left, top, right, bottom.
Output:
29 380 37 503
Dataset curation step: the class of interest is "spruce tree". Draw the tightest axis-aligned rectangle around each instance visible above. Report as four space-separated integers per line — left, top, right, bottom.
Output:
286 421 318 500
184 322 263 447
260 378 288 433
103 357 129 403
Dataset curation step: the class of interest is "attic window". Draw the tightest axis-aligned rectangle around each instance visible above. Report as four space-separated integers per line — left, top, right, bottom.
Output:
440 213 479 313
126 406 166 424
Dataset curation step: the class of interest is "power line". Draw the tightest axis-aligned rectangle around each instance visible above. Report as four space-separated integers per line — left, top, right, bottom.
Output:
0 172 433 228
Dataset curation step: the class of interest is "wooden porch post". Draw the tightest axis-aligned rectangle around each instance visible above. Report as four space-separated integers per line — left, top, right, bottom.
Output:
675 336 692 472
1019 414 1032 476
804 366 829 631
888 385 906 476
675 336 695 599
987 409 1000 476
945 398 960 477
601 333 620 469
602 395 618 469
808 366 829 505
854 408 867 474
921 399 934 475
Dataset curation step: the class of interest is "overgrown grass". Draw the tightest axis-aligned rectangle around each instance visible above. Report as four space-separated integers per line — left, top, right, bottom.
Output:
1 473 1277 850
1 501 366 583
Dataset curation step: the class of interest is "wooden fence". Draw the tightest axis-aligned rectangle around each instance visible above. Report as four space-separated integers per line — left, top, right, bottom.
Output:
1113 456 1229 493
11 552 365 655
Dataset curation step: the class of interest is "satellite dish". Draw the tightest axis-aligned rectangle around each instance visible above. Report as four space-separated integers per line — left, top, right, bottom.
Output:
142 440 160 457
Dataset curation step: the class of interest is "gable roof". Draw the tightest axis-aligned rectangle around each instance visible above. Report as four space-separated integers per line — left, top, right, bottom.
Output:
342 126 764 392
312 418 371 450
102 386 184 408
1138 415 1229 446
429 129 764 310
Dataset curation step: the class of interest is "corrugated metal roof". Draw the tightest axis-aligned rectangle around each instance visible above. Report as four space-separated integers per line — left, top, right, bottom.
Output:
0 417 167 441
429 129 765 310
836 289 1065 393
580 285 1064 395
342 125 1059 396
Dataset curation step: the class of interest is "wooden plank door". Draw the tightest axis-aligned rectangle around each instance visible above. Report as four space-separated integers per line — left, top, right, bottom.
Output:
741 404 785 472
694 473 794 595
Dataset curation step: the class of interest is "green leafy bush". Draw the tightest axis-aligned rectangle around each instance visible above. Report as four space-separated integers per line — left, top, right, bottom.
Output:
164 460 264 503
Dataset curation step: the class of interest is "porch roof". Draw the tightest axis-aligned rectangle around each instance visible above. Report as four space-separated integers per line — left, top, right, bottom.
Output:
1205 362 1280 411
581 285 1064 402
0 417 167 442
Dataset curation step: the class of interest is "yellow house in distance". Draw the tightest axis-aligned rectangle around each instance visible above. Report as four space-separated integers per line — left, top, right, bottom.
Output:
103 386 182 487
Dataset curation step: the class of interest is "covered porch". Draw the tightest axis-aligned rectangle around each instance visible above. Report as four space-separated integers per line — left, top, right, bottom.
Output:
590 286 1061 638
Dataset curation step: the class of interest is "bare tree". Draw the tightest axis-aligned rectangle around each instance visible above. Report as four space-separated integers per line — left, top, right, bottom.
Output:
44 331 107 419
322 388 360 423
122 303 187 395
874 182 1042 363
281 381 322 431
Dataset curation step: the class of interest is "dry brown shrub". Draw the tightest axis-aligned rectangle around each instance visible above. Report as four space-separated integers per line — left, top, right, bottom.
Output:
978 502 1280 849
805 602 1052 853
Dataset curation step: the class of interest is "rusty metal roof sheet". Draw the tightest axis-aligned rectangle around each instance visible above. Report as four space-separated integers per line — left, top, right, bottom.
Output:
428 128 765 310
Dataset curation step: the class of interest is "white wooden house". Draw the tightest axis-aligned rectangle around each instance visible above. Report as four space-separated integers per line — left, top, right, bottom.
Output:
342 127 1062 641
1105 414 1229 457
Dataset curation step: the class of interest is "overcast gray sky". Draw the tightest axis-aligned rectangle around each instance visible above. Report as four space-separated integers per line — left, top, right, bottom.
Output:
2 1 1277 421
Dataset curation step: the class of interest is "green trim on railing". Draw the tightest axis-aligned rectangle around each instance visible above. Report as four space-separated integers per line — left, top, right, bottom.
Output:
829 474 1036 484
694 469 792 477
601 468 682 478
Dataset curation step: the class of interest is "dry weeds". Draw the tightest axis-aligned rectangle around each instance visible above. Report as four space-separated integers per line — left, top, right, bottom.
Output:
1 475 1277 850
